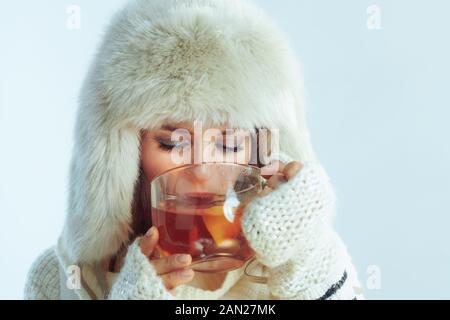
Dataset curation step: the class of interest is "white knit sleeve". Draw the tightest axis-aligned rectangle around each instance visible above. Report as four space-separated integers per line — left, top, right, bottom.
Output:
241 159 363 300
24 247 61 300
267 228 363 300
107 238 175 300
241 160 336 268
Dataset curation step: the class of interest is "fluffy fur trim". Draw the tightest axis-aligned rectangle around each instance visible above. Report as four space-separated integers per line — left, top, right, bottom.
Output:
58 0 316 264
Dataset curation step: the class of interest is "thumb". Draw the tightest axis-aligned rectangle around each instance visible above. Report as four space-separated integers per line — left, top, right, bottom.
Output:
261 160 285 179
140 226 159 257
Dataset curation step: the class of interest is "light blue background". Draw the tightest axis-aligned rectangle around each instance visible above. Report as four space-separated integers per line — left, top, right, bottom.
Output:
1 0 449 299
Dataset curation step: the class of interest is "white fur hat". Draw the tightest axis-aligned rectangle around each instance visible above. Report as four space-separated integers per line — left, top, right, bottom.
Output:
57 0 317 264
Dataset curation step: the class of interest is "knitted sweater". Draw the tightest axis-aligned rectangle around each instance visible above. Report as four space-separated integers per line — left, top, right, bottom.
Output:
24 160 363 300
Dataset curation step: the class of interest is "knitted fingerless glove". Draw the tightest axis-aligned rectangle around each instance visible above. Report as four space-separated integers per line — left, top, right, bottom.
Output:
241 160 336 268
108 238 174 300
241 156 362 299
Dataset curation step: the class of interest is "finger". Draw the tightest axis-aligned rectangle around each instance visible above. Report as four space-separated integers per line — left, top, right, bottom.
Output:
160 268 195 290
151 253 192 275
140 226 159 257
258 185 273 197
150 244 162 260
266 173 287 189
261 160 286 178
283 161 303 181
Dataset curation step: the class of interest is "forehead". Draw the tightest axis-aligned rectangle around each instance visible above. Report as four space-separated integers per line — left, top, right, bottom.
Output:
158 121 253 134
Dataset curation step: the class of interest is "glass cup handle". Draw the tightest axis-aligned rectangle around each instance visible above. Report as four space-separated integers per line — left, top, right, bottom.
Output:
244 175 269 284
244 257 268 284
240 173 269 284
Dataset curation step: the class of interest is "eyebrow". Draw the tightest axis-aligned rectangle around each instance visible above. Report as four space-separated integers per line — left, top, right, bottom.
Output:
160 125 231 135
160 125 192 134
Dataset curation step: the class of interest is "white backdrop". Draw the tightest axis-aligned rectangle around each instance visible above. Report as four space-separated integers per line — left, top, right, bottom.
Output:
1 0 449 299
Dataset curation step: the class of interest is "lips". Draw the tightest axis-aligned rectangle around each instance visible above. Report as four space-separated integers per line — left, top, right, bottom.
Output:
180 192 216 207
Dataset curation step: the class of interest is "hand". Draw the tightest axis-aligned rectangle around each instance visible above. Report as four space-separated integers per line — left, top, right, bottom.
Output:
242 158 334 268
114 226 195 296
259 160 303 197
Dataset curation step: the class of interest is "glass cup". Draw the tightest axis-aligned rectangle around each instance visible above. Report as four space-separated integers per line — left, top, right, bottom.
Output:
150 163 264 273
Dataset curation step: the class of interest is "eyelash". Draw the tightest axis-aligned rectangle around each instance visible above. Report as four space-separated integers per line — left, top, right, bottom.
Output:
157 140 186 151
157 140 243 153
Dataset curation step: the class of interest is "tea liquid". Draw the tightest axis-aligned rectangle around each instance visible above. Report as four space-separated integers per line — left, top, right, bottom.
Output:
151 193 254 263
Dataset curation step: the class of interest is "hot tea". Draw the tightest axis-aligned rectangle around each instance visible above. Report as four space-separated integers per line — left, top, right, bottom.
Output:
151 192 254 272
150 163 262 273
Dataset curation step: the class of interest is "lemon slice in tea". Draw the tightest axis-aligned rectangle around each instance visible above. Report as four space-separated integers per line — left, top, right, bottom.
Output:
202 205 243 246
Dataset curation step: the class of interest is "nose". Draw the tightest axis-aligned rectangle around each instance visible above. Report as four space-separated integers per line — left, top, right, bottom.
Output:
191 165 213 182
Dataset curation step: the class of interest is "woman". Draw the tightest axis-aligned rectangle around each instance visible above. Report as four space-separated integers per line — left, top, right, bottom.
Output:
24 0 362 300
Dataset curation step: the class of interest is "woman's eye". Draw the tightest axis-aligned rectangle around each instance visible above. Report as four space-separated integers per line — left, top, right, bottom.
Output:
158 141 175 151
158 140 190 151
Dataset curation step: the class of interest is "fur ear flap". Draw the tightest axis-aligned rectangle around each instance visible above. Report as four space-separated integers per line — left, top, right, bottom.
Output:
60 124 141 263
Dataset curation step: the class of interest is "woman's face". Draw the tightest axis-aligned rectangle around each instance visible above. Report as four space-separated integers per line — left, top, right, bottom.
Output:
141 122 254 184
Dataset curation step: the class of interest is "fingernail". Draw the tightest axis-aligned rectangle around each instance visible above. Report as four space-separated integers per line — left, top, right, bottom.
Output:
145 226 156 238
179 269 193 278
176 254 191 264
